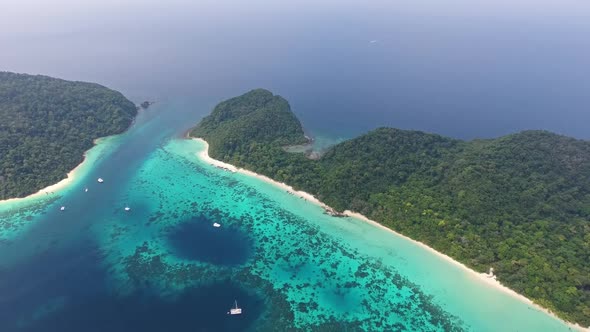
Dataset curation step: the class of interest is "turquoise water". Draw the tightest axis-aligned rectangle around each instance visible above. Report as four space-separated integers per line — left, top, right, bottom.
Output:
0 102 578 331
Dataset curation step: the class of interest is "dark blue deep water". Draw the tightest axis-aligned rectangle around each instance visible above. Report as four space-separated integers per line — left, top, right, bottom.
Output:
0 105 267 332
0 1 589 331
0 240 262 332
17 283 262 332
1 0 589 140
167 216 253 266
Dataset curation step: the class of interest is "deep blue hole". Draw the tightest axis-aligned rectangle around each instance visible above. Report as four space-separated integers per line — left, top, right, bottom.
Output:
167 215 252 266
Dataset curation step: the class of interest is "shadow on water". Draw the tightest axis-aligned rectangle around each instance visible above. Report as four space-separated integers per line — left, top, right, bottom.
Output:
0 239 263 332
166 216 253 266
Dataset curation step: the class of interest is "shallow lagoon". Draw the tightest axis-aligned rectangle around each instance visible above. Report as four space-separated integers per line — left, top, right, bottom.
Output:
0 103 577 331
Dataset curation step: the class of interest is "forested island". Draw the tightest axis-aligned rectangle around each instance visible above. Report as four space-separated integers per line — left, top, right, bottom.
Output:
191 89 590 326
0 72 137 199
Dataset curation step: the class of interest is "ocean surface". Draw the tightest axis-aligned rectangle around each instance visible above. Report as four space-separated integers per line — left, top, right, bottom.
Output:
1 1 590 330
1 0 590 141
0 102 577 331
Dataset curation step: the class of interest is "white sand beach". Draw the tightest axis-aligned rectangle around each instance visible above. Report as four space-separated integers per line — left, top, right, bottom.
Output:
0 137 107 207
0 158 84 205
193 137 588 331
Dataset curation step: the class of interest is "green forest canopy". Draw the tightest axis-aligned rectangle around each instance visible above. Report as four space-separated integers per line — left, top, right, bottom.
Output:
0 72 137 199
191 89 590 326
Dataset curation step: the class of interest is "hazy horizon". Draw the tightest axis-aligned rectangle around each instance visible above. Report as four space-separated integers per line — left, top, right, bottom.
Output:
2 0 589 139
1 2 589 330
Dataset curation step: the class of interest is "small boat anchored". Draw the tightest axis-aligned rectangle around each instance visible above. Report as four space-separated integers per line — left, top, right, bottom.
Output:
60 206 66 211
213 222 221 228
97 178 104 183
84 188 89 192
124 207 131 212
227 300 242 315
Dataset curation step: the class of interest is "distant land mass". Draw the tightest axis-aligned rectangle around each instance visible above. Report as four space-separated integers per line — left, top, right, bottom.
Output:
191 89 590 326
140 101 154 109
0 72 137 199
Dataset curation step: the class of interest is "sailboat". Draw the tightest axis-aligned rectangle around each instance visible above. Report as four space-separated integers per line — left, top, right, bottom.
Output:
228 300 242 315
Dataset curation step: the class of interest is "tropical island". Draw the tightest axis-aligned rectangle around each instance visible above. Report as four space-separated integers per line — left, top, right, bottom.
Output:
0 72 137 200
191 89 590 326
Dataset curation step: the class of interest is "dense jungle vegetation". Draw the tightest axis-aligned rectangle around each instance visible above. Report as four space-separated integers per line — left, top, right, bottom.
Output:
0 72 137 199
191 89 590 326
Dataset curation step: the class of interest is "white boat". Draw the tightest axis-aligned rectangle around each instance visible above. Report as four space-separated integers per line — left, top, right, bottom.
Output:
60 206 66 211
97 178 104 183
213 222 221 228
84 188 88 192
124 207 131 212
228 300 242 315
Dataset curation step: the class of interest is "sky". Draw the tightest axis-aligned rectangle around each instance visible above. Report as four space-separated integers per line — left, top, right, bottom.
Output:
1 0 589 139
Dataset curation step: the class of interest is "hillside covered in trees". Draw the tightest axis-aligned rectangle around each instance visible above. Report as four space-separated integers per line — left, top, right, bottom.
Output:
191 89 308 155
191 89 590 326
0 72 137 199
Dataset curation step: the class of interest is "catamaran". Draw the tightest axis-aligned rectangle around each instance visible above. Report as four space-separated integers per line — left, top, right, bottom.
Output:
228 300 242 315
97 178 104 183
213 222 221 228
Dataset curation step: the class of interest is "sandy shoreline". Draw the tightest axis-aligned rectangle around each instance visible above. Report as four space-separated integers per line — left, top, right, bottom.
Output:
0 139 99 206
192 137 587 331
194 138 332 209
344 210 587 331
0 164 80 205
